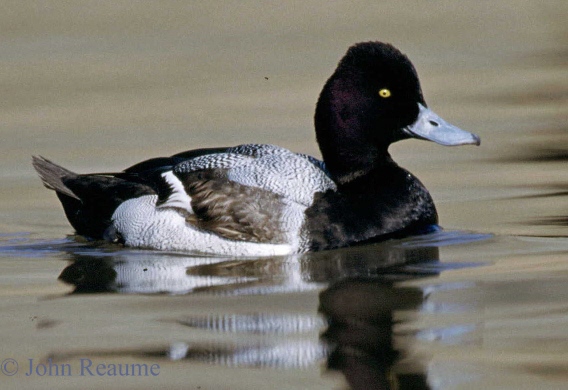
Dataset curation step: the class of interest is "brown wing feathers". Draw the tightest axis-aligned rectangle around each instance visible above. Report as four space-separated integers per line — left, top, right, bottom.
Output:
179 170 287 243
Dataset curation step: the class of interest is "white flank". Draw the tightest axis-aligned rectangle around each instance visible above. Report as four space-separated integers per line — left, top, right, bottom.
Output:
112 195 296 256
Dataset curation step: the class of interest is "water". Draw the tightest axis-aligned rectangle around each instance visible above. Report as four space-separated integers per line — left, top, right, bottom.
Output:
0 2 566 389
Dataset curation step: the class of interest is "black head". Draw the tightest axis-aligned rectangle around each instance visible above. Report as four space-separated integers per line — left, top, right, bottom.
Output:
338 42 426 134
315 42 426 180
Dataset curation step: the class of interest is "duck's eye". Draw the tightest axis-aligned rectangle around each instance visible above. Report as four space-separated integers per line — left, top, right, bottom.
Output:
378 88 391 98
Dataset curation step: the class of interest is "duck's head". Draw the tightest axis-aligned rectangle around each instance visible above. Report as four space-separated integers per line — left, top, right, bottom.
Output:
315 42 480 183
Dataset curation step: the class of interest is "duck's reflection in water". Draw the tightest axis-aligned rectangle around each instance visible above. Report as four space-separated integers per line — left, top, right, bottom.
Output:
58 233 455 295
59 252 254 294
314 242 440 390
56 232 487 389
321 279 428 390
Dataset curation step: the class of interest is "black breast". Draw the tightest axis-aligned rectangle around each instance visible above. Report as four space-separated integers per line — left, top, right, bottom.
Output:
305 164 438 251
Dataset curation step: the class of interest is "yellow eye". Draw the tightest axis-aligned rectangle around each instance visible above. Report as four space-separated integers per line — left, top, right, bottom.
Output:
378 88 391 98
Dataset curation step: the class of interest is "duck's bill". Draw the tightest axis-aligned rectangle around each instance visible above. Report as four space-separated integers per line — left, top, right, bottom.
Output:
403 103 480 146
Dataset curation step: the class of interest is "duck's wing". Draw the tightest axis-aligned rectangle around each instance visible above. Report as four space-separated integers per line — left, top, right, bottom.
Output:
115 144 333 200
152 144 336 243
166 168 289 243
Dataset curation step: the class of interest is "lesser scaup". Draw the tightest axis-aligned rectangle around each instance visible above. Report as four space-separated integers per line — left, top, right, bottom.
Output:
33 42 480 255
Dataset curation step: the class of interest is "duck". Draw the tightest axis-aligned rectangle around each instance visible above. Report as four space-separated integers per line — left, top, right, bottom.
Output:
33 41 480 256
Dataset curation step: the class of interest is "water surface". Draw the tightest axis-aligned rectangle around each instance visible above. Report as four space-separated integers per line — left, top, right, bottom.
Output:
0 2 566 389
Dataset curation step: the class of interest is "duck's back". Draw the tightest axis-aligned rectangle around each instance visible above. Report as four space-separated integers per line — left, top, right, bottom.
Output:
172 144 334 206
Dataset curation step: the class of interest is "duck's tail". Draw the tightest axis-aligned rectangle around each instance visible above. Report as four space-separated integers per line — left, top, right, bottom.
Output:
32 156 155 239
32 156 80 200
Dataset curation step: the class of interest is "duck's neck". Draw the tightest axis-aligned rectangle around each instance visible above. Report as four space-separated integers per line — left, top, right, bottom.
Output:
327 145 397 187
315 81 392 185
